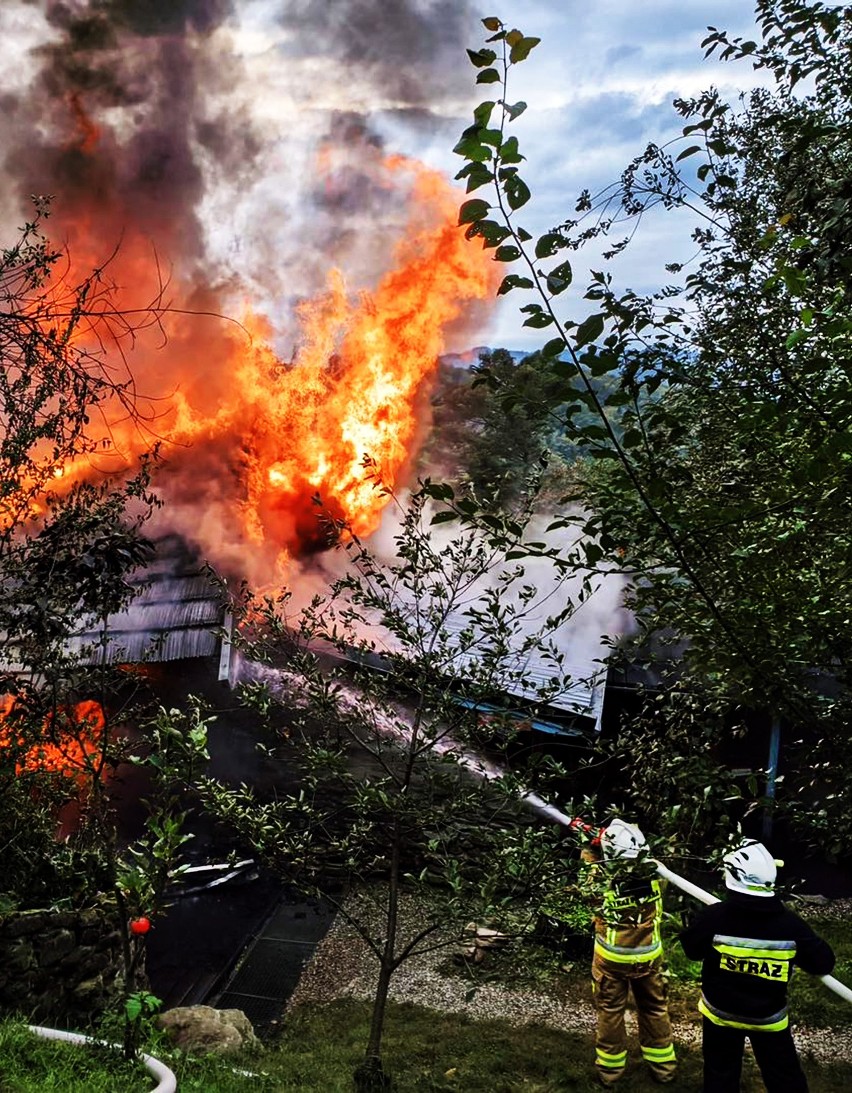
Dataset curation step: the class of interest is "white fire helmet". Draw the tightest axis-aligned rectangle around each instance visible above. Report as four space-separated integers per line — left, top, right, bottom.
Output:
723 840 782 897
601 819 648 861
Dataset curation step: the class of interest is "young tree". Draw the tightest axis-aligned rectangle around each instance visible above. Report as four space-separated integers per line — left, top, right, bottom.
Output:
451 3 852 854
0 204 209 1048
198 487 592 1090
1 202 152 902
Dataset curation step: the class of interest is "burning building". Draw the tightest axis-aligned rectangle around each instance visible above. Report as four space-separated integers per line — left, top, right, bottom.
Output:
0 0 498 588
0 1 638 769
0 2 638 1028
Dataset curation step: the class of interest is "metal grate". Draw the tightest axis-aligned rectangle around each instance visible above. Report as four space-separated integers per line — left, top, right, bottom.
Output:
212 898 334 1035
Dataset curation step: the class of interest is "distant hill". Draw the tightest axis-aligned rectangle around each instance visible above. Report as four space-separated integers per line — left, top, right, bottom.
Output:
439 347 528 371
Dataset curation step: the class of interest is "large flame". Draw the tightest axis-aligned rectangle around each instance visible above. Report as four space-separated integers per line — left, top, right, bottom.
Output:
53 158 495 577
231 157 498 554
2 9 500 583
44 155 498 575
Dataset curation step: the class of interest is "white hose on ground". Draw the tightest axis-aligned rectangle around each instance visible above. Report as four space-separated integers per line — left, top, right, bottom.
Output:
28 1025 177 1093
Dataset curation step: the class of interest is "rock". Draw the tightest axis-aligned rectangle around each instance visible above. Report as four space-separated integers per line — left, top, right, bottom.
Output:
794 893 831 906
473 927 510 948
62 948 110 976
39 928 76 967
1 938 36 974
157 1005 259 1056
0 911 50 938
453 923 511 965
72 975 106 1004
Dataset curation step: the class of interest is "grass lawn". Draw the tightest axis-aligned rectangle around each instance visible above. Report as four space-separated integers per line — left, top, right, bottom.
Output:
1 997 849 1092
0 1020 149 1092
1 904 849 1091
787 917 852 1030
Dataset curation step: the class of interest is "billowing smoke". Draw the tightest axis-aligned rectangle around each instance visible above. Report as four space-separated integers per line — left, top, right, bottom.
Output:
1 0 481 313
0 0 496 586
7 2 239 264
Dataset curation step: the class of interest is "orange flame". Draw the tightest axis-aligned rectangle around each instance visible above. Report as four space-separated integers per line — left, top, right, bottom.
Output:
237 159 499 553
0 697 106 780
22 153 498 577
66 92 101 155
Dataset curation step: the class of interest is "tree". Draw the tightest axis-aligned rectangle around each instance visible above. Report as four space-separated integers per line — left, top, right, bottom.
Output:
0 204 209 1049
425 347 628 510
197 487 590 1089
0 199 165 531
425 347 568 507
450 4 852 855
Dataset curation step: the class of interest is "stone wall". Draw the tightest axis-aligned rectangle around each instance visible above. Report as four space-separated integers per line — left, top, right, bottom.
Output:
0 903 132 1023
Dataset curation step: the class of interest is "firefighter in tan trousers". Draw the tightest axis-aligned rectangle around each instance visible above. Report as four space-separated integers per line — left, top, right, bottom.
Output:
586 819 677 1085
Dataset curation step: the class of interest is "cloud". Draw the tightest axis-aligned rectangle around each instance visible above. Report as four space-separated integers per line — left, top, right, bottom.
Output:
605 43 642 67
458 0 770 349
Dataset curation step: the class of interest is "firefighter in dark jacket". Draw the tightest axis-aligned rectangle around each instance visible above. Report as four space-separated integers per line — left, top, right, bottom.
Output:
679 839 835 1092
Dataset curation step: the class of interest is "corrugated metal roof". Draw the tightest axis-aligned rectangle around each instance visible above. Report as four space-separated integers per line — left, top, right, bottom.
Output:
71 541 226 664
435 612 607 729
1 535 226 669
67 623 220 664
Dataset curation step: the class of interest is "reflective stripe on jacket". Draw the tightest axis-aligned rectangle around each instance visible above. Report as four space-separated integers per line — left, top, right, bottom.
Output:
699 993 789 1032
713 934 796 983
593 878 663 965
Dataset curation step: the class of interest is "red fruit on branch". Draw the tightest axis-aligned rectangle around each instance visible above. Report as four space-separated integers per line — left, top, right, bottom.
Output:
129 917 151 935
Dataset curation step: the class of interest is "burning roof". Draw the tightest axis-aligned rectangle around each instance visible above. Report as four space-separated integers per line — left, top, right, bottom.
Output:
67 534 226 665
0 0 496 588
0 534 225 673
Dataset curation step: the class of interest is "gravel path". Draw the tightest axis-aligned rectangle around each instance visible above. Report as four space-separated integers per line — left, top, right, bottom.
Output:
287 890 852 1067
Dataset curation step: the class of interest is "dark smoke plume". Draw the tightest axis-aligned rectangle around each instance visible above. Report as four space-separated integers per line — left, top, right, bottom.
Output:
273 0 479 109
0 0 487 583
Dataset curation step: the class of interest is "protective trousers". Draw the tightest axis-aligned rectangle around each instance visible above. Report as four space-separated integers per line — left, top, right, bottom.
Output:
701 1018 809 1092
592 957 676 1084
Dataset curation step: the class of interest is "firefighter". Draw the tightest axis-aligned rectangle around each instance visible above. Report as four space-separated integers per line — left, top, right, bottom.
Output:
588 819 677 1085
678 839 835 1092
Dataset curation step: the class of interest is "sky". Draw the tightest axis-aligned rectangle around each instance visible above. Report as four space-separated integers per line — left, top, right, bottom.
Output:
0 0 768 355
431 0 768 348
227 0 768 351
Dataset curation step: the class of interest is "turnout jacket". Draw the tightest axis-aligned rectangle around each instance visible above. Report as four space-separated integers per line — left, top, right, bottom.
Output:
679 892 835 1029
592 875 664 971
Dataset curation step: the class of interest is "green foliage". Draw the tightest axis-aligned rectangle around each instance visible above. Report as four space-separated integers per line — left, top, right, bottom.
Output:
123 991 161 1025
108 703 211 1059
600 685 764 861
90 989 164 1067
425 347 633 514
0 202 137 531
116 701 211 917
199 486 589 1082
455 4 852 856
0 206 165 910
0 208 211 1049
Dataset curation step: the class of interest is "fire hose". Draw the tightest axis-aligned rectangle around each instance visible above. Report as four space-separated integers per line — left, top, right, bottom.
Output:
521 791 852 1008
28 1025 176 1092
